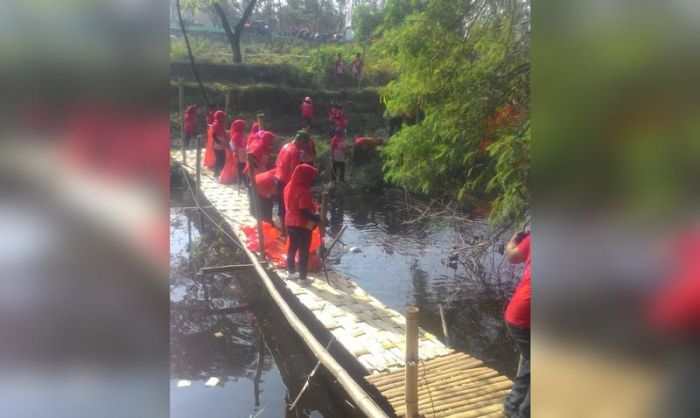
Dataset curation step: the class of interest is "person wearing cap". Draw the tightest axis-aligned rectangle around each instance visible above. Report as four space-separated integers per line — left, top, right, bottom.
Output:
274 131 310 234
300 97 314 129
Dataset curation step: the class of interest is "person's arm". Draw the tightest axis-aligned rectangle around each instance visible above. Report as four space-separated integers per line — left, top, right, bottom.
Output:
505 231 529 263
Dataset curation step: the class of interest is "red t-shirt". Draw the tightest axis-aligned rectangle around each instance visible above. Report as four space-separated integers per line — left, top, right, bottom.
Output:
274 142 301 184
284 164 318 228
301 102 314 119
184 109 196 134
331 135 346 162
505 235 531 328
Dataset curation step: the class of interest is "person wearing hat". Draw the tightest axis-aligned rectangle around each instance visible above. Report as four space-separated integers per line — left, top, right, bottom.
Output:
300 97 314 129
274 130 311 234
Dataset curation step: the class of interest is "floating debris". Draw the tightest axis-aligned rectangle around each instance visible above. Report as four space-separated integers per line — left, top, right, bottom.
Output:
348 246 361 253
205 377 220 387
214 331 224 338
176 380 191 388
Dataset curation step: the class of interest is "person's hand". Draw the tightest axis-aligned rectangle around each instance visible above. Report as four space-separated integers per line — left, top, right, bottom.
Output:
513 230 530 245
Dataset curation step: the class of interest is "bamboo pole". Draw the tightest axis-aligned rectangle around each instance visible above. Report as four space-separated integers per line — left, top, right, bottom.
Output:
438 303 450 346
179 79 186 165
320 191 328 253
195 134 202 204
247 153 266 260
224 90 230 119
197 264 255 275
405 306 419 418
256 112 265 130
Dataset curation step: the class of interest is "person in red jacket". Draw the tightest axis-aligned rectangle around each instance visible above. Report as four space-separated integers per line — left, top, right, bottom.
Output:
229 119 247 186
183 104 197 149
300 97 314 129
206 104 217 126
211 110 227 177
329 102 346 137
244 130 276 179
283 163 320 282
274 131 310 232
298 126 316 166
330 128 347 182
254 168 277 223
502 230 531 418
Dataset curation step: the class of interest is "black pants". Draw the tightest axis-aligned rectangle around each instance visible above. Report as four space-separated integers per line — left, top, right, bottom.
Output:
258 196 273 223
332 161 345 182
237 162 246 186
274 178 287 222
503 323 530 418
213 149 225 177
184 133 195 149
287 226 311 279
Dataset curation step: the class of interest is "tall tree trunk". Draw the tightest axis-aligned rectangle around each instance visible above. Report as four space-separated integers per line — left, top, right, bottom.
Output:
176 0 209 107
213 0 258 64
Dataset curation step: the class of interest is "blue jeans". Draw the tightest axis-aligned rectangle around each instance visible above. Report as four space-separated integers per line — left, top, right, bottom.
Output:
503 322 530 418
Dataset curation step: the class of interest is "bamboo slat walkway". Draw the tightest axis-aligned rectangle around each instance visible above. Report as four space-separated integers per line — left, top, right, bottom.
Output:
173 150 511 417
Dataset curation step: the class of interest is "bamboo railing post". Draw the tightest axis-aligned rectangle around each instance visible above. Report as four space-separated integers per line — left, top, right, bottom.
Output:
320 191 328 253
256 112 265 130
178 79 186 165
247 153 266 260
439 303 450 346
405 306 420 418
224 90 230 119
195 134 202 204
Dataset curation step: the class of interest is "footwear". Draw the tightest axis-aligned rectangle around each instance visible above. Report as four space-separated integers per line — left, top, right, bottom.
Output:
285 272 300 281
299 276 313 284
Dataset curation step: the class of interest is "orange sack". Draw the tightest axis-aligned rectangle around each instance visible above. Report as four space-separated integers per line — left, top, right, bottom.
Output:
218 146 238 184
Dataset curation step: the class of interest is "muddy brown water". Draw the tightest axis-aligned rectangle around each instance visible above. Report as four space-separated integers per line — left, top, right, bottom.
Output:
170 173 523 417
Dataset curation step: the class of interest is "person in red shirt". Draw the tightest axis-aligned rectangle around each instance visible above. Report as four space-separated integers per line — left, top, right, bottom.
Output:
300 97 314 129
229 119 247 186
502 230 531 418
244 130 275 180
183 104 197 149
283 163 320 282
254 168 277 223
334 53 344 85
274 131 310 232
329 103 346 137
211 110 227 177
298 126 316 166
351 52 364 86
330 128 347 182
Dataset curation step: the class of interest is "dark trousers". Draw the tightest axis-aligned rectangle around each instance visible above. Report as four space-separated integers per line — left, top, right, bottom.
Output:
184 132 195 149
332 161 345 182
258 196 273 223
503 322 530 418
213 149 225 177
287 226 311 279
237 162 246 186
274 178 287 222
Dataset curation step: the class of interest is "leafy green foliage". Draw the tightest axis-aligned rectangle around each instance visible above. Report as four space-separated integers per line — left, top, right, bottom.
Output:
378 0 530 225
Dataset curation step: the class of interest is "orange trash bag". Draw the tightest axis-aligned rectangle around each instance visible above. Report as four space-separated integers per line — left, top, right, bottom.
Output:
240 221 281 252
204 126 216 168
218 147 238 184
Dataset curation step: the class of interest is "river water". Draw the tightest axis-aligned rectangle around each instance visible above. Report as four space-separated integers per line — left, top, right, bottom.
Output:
170 173 523 417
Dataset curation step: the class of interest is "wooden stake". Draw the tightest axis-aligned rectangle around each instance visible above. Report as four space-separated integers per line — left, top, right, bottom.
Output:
256 112 265 130
247 153 266 260
178 79 186 165
197 264 255 275
405 306 419 418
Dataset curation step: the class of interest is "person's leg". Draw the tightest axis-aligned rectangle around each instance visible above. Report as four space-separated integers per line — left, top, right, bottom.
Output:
214 150 225 177
286 227 300 274
503 323 530 418
259 196 273 223
331 161 338 181
275 179 286 228
237 163 245 186
339 162 345 182
297 228 312 280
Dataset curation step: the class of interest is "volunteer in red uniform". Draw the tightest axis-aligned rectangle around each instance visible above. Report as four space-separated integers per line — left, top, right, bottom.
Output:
229 119 247 186
211 110 227 177
254 168 277 223
502 231 531 418
298 127 316 166
330 127 347 182
300 97 314 128
283 163 320 282
329 103 346 136
183 104 197 149
274 131 310 230
244 130 276 179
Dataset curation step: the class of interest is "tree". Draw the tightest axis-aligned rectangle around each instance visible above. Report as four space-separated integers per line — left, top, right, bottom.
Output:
378 0 530 226
212 0 258 63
